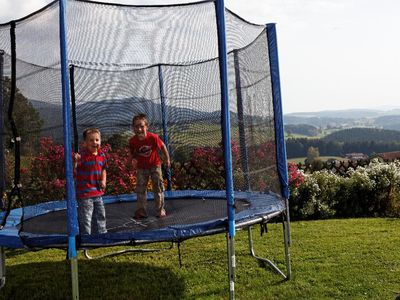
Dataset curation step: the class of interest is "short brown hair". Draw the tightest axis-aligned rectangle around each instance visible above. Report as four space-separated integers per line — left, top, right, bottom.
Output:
83 128 101 140
132 113 149 126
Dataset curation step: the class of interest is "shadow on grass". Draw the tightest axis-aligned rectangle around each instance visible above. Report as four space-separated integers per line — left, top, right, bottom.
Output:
0 259 185 300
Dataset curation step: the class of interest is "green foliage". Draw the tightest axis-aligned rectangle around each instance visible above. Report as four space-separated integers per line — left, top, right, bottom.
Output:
104 133 129 151
285 123 320 136
305 146 319 163
324 127 400 143
291 170 340 219
337 160 400 217
290 159 400 219
172 141 281 193
286 136 400 158
2 77 43 154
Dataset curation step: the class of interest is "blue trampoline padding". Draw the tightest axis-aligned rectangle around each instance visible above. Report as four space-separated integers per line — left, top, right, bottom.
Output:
0 190 285 249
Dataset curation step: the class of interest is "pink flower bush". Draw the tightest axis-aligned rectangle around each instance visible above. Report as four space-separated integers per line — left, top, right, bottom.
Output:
288 162 305 188
14 137 301 205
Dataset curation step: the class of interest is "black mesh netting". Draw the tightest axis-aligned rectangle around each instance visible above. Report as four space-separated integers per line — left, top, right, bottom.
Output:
0 0 281 239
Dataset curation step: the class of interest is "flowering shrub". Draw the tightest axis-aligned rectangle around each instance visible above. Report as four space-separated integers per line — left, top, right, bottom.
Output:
289 159 400 219
288 162 305 198
26 137 158 204
6 136 400 219
246 141 281 193
29 137 66 204
290 170 340 220
171 140 280 192
171 144 231 190
336 159 400 217
102 144 136 195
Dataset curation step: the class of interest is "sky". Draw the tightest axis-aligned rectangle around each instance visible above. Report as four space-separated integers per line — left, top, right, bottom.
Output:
0 0 399 113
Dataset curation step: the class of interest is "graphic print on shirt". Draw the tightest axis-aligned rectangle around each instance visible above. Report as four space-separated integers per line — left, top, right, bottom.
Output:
138 145 152 157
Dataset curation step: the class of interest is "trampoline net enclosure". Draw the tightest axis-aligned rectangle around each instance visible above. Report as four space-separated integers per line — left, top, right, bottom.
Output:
0 0 288 248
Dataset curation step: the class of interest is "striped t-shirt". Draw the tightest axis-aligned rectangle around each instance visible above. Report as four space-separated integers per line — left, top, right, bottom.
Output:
75 148 108 199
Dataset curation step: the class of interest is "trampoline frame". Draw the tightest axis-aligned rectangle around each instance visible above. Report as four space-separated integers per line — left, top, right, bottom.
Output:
0 197 291 287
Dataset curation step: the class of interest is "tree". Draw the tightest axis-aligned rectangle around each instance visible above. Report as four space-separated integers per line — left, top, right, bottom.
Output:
1 77 43 154
306 146 320 164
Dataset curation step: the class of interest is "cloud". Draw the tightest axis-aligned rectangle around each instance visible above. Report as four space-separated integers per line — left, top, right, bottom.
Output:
0 0 50 23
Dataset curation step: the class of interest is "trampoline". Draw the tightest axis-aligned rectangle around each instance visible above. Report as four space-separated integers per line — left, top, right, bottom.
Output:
0 0 291 298
1 190 285 248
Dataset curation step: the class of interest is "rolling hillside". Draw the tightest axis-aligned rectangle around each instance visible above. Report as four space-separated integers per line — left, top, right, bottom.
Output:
284 108 400 131
323 127 400 143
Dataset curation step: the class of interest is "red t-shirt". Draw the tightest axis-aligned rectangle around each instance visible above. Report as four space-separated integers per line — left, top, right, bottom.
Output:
129 132 164 169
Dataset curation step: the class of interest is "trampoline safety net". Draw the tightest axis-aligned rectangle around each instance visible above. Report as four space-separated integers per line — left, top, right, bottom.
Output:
0 0 287 248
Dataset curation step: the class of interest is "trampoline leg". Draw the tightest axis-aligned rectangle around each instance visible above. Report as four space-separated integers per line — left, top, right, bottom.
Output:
83 243 174 260
247 224 290 280
0 247 5 289
70 257 79 300
227 233 235 300
177 242 183 268
283 199 292 279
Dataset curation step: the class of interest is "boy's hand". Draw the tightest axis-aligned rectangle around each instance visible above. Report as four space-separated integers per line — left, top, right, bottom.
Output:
73 153 81 162
100 180 106 190
165 158 171 168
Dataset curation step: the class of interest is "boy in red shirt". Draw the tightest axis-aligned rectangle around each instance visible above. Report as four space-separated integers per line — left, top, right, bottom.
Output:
74 128 107 234
128 113 170 219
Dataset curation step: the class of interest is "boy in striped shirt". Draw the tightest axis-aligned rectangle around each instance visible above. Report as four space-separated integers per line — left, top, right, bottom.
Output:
74 128 107 235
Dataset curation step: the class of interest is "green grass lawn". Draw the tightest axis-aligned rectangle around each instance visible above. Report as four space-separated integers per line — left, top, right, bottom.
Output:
0 218 399 299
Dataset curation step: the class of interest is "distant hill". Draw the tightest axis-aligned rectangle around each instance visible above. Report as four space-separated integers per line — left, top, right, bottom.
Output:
323 127 400 143
284 108 400 131
285 108 400 119
285 124 319 136
29 98 263 143
30 97 223 139
373 115 400 131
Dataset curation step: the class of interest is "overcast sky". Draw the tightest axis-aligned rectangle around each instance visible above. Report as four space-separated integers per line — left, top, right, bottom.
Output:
0 0 399 113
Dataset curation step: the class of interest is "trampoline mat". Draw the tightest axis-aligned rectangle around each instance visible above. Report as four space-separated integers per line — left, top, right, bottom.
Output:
20 198 251 235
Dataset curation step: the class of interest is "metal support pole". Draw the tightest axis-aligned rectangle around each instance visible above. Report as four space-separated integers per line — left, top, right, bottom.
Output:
0 247 5 289
59 0 79 299
0 50 5 211
283 199 292 278
215 1 236 298
158 65 172 190
233 50 251 191
247 225 288 279
70 257 79 300
227 234 235 300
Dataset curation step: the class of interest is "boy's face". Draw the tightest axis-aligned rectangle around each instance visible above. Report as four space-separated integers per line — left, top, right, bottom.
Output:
133 119 148 140
84 132 101 154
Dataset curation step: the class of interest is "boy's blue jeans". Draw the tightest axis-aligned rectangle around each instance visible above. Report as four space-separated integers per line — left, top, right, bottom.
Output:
78 196 107 235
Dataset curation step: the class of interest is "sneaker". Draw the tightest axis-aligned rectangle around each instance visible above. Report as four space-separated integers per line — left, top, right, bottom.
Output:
157 209 166 218
134 208 148 219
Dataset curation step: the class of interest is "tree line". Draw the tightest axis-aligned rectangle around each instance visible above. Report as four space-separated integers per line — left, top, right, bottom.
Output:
286 138 400 158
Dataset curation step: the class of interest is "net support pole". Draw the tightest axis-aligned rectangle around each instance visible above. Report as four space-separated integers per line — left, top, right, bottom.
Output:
267 23 291 279
215 1 236 299
59 0 79 298
233 50 251 191
0 247 4 289
0 50 5 211
69 65 79 153
1 22 22 229
158 65 172 190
